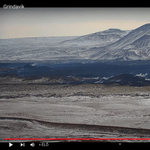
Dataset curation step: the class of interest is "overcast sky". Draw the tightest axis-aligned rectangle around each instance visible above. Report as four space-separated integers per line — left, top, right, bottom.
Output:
0 7 150 39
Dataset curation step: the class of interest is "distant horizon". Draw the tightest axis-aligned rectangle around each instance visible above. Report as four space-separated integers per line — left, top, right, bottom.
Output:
0 35 78 40
0 8 150 39
0 27 132 40
0 23 148 40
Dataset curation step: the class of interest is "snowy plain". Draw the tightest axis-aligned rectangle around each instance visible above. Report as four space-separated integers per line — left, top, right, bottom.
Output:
1 84 150 141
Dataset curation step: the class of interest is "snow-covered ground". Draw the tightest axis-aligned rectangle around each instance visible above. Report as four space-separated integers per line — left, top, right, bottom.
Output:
1 84 150 141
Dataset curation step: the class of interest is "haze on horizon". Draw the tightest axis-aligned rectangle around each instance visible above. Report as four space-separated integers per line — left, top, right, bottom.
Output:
0 7 150 39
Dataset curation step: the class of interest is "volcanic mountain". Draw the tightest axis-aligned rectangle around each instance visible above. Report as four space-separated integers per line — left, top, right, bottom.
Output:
89 23 150 61
0 23 150 62
60 28 130 48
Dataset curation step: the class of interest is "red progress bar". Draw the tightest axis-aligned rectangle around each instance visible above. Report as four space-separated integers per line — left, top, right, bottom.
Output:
4 138 150 141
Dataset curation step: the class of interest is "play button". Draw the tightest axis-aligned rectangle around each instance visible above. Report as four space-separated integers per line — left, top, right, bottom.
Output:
9 143 13 147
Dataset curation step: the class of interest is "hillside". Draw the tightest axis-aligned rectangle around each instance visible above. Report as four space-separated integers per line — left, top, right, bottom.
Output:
0 23 150 62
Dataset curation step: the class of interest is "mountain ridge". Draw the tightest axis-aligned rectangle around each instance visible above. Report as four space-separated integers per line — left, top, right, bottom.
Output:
89 23 150 61
60 28 130 48
0 23 150 62
107 23 150 49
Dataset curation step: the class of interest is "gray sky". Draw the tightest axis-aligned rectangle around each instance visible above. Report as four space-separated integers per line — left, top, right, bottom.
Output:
0 7 150 39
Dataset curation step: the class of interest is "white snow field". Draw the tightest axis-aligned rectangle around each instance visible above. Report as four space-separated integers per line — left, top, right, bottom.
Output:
1 84 150 141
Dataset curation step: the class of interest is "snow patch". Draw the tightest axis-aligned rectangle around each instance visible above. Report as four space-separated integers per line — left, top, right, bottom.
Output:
135 73 148 77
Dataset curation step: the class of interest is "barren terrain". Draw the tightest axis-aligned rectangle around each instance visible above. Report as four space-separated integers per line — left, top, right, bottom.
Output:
1 84 150 141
